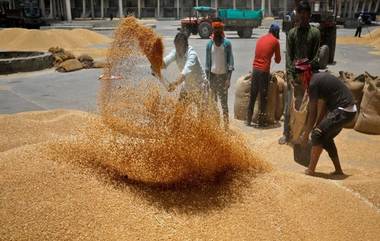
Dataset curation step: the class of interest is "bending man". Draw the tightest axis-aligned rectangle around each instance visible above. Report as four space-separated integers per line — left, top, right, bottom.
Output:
300 72 356 176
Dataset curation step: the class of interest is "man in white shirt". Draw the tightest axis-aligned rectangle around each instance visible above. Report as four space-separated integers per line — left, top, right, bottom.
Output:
163 32 209 104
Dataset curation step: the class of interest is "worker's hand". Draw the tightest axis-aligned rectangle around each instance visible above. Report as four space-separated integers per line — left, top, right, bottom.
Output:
168 83 176 92
225 71 232 88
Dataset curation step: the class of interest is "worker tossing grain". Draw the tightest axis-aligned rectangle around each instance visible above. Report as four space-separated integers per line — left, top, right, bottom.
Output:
159 32 209 106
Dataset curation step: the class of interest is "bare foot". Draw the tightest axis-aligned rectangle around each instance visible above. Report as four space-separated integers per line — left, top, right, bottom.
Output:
305 169 315 176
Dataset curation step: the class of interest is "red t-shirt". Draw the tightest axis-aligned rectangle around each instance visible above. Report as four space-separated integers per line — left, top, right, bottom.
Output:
252 33 281 73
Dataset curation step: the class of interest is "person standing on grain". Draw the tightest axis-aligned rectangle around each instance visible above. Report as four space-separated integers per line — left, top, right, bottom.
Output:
246 23 281 127
205 20 234 129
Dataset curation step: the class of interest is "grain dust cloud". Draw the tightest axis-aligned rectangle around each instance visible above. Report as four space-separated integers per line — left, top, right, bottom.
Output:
49 17 269 185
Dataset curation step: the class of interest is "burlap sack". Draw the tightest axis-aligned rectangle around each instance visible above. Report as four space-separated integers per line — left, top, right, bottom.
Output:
93 61 106 68
290 91 309 143
57 59 83 72
234 73 252 120
234 71 285 123
252 76 278 124
338 71 366 107
354 73 380 134
77 54 94 69
274 71 286 121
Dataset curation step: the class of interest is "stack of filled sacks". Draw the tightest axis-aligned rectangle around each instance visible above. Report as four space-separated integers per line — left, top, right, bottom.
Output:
353 72 380 134
234 71 287 124
338 71 380 134
48 47 105 72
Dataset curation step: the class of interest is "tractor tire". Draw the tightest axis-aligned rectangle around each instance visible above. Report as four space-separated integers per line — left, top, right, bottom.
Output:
198 22 212 39
182 27 191 38
319 45 329 70
238 28 253 38
328 27 337 64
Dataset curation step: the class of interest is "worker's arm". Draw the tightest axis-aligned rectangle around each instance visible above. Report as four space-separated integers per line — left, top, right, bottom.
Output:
300 99 318 144
309 28 321 71
163 49 176 69
315 100 326 125
227 40 235 72
286 30 296 84
204 41 212 76
168 74 185 92
274 40 281 64
226 40 234 88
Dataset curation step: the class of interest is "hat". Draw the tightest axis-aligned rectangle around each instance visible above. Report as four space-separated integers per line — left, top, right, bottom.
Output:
269 23 280 33
269 23 280 39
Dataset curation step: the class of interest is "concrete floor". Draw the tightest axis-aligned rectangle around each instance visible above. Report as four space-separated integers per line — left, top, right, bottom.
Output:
0 21 379 114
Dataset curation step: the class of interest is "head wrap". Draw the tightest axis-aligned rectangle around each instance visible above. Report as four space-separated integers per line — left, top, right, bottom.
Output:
211 21 225 39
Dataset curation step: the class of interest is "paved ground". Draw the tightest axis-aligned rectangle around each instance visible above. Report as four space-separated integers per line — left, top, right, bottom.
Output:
0 21 379 114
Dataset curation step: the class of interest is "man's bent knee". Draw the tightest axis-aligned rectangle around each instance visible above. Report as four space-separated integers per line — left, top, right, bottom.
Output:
311 128 324 146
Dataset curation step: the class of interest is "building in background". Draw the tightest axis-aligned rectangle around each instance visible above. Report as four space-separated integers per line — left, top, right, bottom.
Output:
1 0 379 21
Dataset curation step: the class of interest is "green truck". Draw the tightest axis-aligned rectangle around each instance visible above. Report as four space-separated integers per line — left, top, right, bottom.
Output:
179 6 263 39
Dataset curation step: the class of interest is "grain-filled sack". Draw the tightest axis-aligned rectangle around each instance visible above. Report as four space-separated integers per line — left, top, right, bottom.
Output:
274 71 286 121
77 54 94 68
234 73 252 120
290 91 309 143
338 71 366 107
57 59 83 72
252 75 278 124
354 73 380 134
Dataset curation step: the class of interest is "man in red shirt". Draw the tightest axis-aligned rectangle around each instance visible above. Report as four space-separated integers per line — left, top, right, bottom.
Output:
246 23 281 127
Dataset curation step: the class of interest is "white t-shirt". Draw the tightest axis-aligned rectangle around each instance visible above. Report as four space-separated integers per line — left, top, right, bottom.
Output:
163 46 208 92
211 44 227 75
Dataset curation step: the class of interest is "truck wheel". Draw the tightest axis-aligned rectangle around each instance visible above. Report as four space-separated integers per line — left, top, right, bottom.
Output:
319 45 329 70
198 22 212 39
238 28 252 38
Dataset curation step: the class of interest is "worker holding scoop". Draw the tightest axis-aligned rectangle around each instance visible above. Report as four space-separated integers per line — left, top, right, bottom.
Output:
157 32 209 105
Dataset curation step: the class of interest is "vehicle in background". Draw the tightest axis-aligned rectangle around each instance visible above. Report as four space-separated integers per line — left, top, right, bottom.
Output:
179 6 263 39
0 0 45 28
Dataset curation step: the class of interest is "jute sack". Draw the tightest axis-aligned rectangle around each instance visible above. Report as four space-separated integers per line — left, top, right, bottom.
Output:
290 91 309 143
274 71 286 121
354 73 380 134
252 74 278 124
77 54 94 69
57 59 83 72
234 73 252 120
338 71 366 107
338 71 365 129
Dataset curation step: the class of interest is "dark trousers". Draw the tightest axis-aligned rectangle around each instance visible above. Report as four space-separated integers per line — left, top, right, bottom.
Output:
247 68 270 124
283 79 305 139
210 73 229 127
355 26 362 37
312 109 356 159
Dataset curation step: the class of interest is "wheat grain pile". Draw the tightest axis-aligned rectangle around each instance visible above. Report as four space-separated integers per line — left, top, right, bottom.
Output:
1 112 379 240
337 28 380 55
1 17 380 240
0 28 111 58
